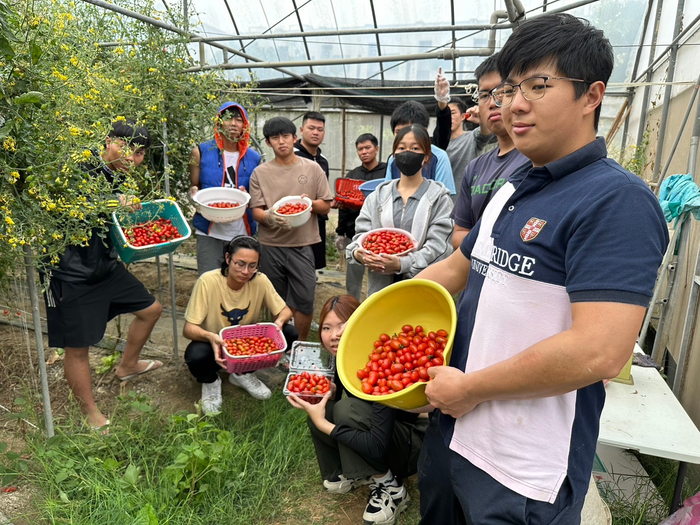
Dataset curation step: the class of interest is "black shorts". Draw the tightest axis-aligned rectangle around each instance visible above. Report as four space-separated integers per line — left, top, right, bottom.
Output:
43 263 156 348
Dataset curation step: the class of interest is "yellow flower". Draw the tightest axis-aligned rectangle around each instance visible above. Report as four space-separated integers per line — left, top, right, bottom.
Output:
3 137 15 151
70 56 78 67
52 70 68 81
5 217 14 226
82 149 92 160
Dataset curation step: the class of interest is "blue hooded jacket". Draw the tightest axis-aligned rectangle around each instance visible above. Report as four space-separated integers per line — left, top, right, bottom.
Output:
193 102 261 236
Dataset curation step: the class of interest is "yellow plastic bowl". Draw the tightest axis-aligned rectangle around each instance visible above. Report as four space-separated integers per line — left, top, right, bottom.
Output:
337 279 457 409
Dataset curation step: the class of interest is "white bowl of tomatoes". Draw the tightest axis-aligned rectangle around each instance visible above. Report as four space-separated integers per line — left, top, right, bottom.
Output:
271 195 313 228
193 187 250 223
356 227 417 257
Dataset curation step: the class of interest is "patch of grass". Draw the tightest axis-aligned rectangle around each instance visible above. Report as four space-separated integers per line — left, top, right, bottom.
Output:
22 391 326 524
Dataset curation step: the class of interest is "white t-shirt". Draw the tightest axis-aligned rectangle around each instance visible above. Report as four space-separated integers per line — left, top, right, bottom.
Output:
196 150 246 241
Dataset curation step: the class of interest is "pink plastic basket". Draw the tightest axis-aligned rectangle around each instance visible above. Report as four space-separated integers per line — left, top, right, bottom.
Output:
219 323 287 374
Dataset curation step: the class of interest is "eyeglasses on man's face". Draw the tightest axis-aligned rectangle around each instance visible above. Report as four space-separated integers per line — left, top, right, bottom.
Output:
474 91 498 104
231 259 258 272
492 76 590 108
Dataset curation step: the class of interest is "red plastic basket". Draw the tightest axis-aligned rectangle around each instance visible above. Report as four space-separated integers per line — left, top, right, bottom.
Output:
219 323 287 374
335 178 365 209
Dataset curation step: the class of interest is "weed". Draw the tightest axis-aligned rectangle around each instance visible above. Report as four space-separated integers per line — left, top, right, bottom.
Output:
23 390 319 524
96 351 120 375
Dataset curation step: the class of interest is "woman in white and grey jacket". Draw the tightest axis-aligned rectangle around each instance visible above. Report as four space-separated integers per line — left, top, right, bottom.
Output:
346 125 454 297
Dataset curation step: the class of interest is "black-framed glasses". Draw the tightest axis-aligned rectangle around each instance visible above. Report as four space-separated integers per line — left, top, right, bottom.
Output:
231 260 258 272
492 76 591 108
473 90 498 104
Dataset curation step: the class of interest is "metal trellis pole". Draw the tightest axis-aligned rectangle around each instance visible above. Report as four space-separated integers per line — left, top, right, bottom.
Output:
22 246 54 438
162 123 179 357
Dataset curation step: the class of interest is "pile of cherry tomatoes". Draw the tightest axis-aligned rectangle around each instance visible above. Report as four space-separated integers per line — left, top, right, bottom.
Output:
336 188 365 204
357 324 448 396
285 371 332 403
224 335 278 357
206 201 242 209
276 202 309 215
123 218 182 247
362 230 414 255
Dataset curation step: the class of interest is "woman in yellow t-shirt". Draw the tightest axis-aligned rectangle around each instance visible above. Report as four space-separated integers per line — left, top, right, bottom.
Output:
183 235 296 412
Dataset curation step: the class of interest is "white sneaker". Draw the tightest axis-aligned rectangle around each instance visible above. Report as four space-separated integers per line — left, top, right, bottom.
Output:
201 377 222 414
362 484 410 525
323 474 373 494
229 372 271 400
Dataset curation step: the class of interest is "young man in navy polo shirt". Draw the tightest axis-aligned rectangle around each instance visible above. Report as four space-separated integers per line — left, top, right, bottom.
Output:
416 14 668 524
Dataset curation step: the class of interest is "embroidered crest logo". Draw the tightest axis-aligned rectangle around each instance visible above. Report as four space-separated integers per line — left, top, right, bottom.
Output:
520 217 547 242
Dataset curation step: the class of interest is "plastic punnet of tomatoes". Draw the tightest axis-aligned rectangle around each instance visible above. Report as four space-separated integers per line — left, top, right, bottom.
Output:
283 341 336 403
283 370 334 404
288 341 336 373
357 227 417 257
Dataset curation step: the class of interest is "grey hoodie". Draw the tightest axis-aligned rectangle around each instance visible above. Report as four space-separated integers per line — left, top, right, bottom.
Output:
347 179 454 296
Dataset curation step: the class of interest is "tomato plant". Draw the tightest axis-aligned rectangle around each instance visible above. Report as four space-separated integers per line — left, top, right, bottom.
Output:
0 0 258 281
357 324 448 396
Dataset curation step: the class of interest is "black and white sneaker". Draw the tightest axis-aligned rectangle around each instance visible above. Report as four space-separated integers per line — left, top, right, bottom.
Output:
362 484 410 525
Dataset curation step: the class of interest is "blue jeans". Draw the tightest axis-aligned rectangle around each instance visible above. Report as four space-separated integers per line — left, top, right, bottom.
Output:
418 413 586 525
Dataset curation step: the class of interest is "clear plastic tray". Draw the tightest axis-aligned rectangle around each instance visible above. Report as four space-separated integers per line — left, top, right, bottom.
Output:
288 341 336 374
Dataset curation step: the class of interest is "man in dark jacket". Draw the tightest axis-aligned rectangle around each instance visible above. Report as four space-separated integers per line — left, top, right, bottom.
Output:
294 111 330 270
335 134 387 300
43 120 163 430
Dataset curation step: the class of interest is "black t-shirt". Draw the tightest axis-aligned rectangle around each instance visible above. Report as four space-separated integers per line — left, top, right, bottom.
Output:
336 162 388 238
47 152 120 283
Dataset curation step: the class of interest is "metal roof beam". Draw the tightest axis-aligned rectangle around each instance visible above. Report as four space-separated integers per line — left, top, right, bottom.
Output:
81 0 305 80
184 47 496 72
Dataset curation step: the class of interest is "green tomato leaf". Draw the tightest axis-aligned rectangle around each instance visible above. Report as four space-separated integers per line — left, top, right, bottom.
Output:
0 36 13 60
15 91 43 106
29 40 42 64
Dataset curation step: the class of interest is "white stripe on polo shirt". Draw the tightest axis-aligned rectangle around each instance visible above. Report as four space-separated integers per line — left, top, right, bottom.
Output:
449 179 574 504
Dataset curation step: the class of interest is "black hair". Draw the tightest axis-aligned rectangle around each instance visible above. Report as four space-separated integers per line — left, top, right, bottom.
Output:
390 101 430 132
302 111 325 125
474 54 499 82
109 119 151 149
355 133 378 148
221 235 261 277
263 117 297 140
497 13 613 129
392 125 432 163
448 98 467 114
220 106 242 119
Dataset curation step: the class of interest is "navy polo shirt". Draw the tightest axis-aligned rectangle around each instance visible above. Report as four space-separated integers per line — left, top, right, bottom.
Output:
441 138 668 503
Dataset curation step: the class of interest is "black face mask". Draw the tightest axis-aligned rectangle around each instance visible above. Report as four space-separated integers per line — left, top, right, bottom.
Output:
394 151 424 177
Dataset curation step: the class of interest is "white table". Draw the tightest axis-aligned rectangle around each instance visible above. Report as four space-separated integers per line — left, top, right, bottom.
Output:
599 346 700 513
